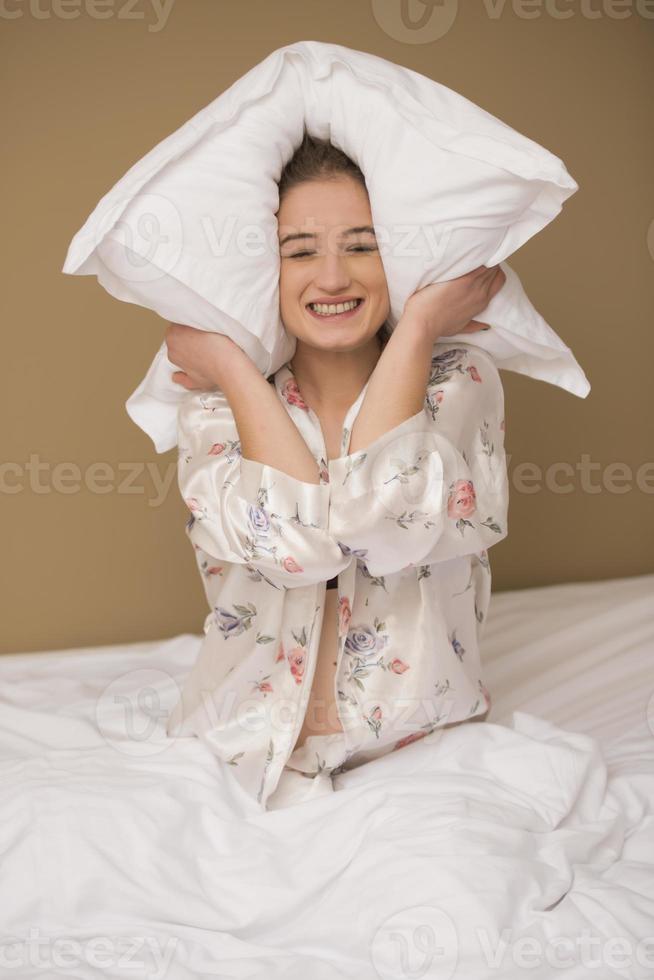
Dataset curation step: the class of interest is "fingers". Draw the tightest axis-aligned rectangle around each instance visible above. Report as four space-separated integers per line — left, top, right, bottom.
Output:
172 371 210 391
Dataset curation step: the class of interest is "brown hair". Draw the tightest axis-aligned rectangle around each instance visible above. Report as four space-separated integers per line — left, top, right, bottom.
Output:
277 129 391 350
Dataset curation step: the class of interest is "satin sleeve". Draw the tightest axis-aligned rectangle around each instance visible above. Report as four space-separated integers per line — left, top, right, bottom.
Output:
327 346 509 577
178 389 351 590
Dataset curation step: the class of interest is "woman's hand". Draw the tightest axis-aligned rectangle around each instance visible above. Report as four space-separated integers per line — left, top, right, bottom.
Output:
164 323 237 390
402 264 506 344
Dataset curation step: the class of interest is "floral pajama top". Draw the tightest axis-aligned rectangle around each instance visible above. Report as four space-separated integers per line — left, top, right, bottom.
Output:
166 341 509 811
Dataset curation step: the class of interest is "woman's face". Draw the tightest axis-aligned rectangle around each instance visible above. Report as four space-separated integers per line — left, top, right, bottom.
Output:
276 175 390 353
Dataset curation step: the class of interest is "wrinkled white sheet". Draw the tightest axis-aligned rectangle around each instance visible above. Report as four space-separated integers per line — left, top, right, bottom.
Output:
0 574 652 979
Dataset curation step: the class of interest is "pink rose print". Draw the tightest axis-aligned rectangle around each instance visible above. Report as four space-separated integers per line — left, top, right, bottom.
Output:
184 497 201 513
282 556 304 574
425 388 444 420
252 679 273 696
275 642 285 664
203 565 223 577
338 596 352 638
394 730 429 751
466 365 482 383
500 419 505 432
282 378 309 412
286 647 306 685
447 480 476 519
208 442 226 456
389 658 410 674
366 705 383 738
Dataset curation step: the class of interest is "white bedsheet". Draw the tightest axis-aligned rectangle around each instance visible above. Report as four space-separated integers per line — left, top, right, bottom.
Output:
0 573 652 979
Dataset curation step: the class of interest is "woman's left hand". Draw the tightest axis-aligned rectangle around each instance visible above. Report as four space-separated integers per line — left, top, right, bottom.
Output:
164 323 236 390
403 265 504 344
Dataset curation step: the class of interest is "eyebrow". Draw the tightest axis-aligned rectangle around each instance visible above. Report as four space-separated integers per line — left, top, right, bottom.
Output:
279 225 377 247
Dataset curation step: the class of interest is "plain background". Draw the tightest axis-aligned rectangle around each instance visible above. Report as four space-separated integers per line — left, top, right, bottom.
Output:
2 1 652 653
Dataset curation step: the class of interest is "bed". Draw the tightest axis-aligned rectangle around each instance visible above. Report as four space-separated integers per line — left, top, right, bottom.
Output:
1 572 652 979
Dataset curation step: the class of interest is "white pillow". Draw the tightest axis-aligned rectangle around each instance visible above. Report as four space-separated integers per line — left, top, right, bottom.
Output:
61 39 590 453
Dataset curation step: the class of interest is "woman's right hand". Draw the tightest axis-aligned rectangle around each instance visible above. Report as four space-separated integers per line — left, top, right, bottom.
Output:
165 323 237 390
402 264 506 343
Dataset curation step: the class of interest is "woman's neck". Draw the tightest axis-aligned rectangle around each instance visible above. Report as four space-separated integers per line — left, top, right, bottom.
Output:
289 333 383 415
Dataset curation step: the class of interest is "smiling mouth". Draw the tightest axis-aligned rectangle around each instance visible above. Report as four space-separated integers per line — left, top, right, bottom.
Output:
305 299 365 322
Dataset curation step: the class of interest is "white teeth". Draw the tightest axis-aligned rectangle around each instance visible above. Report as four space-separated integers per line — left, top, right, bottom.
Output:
308 299 361 315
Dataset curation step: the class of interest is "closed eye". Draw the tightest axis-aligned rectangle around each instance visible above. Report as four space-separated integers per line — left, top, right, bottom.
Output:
286 245 378 259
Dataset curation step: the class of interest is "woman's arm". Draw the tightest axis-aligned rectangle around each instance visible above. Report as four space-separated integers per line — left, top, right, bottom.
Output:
327 346 509 577
166 326 350 589
347 314 433 454
347 265 505 454
165 326 320 484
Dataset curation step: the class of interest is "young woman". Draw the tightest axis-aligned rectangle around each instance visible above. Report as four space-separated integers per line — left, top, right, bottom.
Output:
165 133 507 810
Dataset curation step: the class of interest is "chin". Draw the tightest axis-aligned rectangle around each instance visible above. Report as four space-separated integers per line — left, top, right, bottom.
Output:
314 333 372 352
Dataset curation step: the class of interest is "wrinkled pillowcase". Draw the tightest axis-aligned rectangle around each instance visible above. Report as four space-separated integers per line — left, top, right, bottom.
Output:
62 39 590 453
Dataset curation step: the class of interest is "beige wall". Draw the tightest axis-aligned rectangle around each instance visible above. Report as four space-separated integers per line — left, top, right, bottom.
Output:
3 3 652 653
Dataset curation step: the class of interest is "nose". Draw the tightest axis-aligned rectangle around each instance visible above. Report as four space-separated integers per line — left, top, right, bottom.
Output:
312 249 353 293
